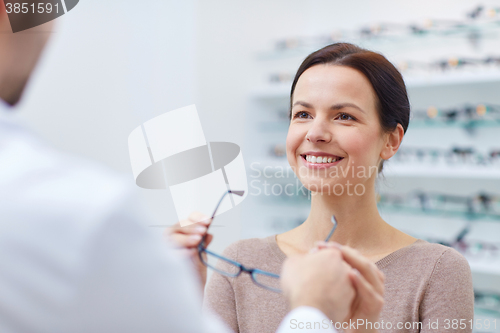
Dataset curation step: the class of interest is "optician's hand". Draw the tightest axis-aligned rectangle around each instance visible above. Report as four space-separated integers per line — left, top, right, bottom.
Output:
164 212 213 289
314 242 385 333
280 247 356 324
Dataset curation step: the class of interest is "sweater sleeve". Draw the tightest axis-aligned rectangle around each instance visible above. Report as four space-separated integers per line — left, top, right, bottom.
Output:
419 248 474 333
203 242 240 333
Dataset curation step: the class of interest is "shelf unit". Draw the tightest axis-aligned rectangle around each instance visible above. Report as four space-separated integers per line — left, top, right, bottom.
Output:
251 69 500 97
243 18 500 325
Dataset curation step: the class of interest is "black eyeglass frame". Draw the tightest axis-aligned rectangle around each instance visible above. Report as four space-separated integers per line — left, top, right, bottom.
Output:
197 190 338 293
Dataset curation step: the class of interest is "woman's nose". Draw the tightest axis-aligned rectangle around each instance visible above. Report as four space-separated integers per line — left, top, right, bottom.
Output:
306 121 332 143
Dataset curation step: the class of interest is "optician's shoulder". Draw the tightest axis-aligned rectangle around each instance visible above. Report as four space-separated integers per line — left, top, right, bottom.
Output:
0 123 230 333
0 123 140 231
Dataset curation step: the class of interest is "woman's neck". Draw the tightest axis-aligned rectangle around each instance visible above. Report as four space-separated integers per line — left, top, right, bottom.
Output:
308 189 387 248
278 184 414 259
305 189 387 249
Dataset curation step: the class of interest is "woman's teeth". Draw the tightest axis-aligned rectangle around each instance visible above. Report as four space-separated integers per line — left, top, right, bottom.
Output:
304 155 342 163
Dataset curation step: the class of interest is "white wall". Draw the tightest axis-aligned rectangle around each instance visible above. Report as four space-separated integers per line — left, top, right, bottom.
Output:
16 0 198 228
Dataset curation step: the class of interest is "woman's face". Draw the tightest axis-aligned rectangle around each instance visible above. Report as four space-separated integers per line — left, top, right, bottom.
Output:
286 64 388 195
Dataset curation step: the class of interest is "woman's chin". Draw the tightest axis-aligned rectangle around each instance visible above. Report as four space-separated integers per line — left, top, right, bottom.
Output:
301 179 343 193
300 177 368 197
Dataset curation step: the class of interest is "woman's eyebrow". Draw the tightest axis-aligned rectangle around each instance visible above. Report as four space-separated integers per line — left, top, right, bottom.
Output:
331 103 366 114
292 101 366 114
292 101 313 108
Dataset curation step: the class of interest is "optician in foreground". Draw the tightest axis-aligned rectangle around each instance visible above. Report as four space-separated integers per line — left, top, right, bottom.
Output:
0 3 384 333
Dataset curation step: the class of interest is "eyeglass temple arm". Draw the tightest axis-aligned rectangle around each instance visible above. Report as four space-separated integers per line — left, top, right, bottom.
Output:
324 215 337 242
202 189 245 247
210 190 245 219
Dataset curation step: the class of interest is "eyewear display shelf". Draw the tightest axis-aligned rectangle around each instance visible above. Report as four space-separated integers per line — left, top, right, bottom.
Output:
242 71 500 328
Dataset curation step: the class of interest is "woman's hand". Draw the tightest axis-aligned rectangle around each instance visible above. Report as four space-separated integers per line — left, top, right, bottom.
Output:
164 212 213 290
312 242 385 333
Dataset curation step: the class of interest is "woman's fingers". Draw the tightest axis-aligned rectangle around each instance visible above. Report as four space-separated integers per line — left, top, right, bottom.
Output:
169 231 212 247
176 247 197 258
164 211 213 248
160 212 213 289
165 211 211 233
169 233 201 249
204 233 214 248
169 224 208 236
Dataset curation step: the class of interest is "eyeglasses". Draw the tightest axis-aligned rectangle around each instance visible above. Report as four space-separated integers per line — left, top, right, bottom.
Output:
474 291 500 318
198 190 338 293
411 104 500 125
270 5 500 53
393 146 500 166
377 191 500 220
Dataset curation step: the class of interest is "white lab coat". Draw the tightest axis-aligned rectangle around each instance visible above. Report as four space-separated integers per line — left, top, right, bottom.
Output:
0 100 336 333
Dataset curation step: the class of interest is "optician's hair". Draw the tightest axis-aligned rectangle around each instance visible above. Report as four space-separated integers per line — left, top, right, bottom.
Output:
289 42 410 173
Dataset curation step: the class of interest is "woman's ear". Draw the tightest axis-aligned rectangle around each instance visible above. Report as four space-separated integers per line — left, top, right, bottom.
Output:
380 124 404 160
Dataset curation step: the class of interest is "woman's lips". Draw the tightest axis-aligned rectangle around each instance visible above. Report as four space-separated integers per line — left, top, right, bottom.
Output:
300 154 344 168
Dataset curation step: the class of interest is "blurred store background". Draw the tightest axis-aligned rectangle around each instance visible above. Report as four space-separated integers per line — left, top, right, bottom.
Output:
13 0 500 329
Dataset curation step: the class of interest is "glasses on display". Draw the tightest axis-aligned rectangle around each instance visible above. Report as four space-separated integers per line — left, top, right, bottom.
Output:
269 5 500 53
269 57 499 83
410 103 500 129
399 56 500 73
393 146 500 166
455 239 499 258
474 291 500 318
412 104 500 121
198 189 338 293
424 233 500 258
377 191 500 220
269 56 500 83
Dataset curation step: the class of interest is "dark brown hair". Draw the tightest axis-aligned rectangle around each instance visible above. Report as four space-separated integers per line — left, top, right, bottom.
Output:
290 43 410 173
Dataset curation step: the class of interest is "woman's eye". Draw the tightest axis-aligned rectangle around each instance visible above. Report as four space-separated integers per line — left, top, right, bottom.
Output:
294 111 311 119
337 113 355 121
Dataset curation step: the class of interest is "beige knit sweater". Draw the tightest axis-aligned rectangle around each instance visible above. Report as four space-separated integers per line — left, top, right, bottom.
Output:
203 236 474 333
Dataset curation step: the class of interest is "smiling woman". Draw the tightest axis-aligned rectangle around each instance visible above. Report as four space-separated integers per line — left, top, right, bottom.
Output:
201 43 474 333
289 43 410 175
